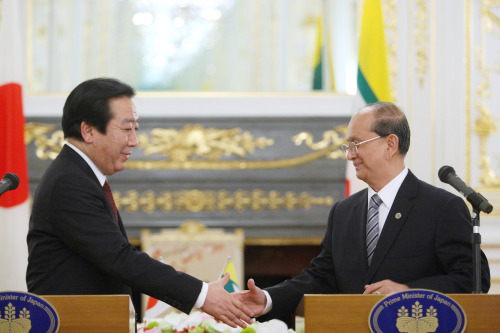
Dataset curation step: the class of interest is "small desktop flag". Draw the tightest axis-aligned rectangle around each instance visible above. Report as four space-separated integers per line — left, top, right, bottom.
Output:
220 256 239 293
144 295 171 319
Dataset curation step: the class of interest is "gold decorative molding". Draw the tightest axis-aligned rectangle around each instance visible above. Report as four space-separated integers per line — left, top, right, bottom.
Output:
25 122 347 170
483 1 500 28
382 0 398 101
293 125 347 160
24 122 64 160
137 124 274 161
113 189 334 213
178 220 208 234
414 0 429 87
475 0 500 189
466 0 472 184
244 237 322 246
126 146 341 170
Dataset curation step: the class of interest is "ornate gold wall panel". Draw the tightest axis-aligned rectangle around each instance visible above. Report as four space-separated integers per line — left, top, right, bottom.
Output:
25 123 346 170
114 189 333 213
414 0 429 88
137 125 275 161
472 0 500 215
25 116 349 238
382 0 398 100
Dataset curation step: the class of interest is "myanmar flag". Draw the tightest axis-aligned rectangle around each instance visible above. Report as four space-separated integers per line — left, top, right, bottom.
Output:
345 0 392 197
220 257 239 293
346 0 392 197
357 0 392 103
312 15 334 91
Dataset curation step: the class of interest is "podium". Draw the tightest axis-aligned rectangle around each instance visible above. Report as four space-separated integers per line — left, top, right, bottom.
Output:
304 294 500 332
43 295 135 332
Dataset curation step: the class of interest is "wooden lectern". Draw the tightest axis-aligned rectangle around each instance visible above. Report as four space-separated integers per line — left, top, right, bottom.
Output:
43 295 135 333
304 294 500 332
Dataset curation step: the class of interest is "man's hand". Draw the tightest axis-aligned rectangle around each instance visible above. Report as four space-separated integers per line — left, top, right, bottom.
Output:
232 278 267 317
363 279 410 295
201 273 254 328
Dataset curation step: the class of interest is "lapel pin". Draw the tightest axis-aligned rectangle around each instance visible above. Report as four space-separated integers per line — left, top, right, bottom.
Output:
395 213 402 219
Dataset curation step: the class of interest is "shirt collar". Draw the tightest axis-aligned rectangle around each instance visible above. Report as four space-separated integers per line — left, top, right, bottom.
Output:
368 167 408 209
66 142 107 186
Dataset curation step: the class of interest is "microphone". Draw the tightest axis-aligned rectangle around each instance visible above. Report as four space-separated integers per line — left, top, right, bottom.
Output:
0 173 20 196
438 166 493 214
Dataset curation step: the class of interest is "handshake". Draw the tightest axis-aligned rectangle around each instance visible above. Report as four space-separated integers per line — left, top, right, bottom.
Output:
202 275 266 329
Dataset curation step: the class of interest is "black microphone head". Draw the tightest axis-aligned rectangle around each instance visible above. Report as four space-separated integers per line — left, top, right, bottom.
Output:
2 173 20 190
438 165 455 183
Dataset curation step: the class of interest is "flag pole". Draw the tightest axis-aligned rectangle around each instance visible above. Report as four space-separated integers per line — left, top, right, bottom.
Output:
219 256 231 279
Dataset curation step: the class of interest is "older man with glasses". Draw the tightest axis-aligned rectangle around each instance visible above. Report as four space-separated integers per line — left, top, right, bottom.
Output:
234 101 490 323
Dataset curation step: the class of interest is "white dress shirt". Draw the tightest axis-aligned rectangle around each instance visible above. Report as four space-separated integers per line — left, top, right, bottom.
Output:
367 168 408 232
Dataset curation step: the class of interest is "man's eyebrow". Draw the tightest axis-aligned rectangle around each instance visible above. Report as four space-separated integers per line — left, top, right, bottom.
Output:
121 118 138 125
346 136 359 142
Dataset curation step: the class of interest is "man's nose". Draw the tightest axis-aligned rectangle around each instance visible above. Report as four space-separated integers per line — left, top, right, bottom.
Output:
129 129 138 147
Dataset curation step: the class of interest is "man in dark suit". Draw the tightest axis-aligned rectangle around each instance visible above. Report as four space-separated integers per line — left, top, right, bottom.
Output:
234 101 490 321
26 78 253 328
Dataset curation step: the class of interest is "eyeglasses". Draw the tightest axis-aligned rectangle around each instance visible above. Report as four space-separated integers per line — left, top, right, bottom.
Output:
341 136 382 154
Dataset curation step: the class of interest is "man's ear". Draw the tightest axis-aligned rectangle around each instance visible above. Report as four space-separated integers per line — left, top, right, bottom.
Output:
386 134 399 159
80 121 94 143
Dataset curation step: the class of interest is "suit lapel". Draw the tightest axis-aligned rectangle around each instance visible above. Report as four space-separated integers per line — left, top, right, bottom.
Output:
104 195 128 238
345 191 370 272
62 145 129 239
60 145 101 187
116 212 128 238
366 171 419 281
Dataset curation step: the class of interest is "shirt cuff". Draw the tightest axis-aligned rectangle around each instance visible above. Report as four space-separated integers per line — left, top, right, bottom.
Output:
194 282 209 308
262 290 272 315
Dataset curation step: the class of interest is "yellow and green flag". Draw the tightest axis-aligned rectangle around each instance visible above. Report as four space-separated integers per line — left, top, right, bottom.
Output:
357 0 392 103
220 256 240 293
313 15 335 91
347 0 392 197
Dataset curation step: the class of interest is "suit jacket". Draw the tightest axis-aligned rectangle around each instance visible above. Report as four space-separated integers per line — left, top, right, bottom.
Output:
264 170 490 320
26 145 202 314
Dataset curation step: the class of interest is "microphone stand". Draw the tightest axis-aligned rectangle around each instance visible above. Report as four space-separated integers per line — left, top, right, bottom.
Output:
471 207 482 293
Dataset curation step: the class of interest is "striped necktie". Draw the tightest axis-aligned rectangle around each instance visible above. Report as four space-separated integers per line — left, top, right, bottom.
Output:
103 181 118 222
366 193 382 265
